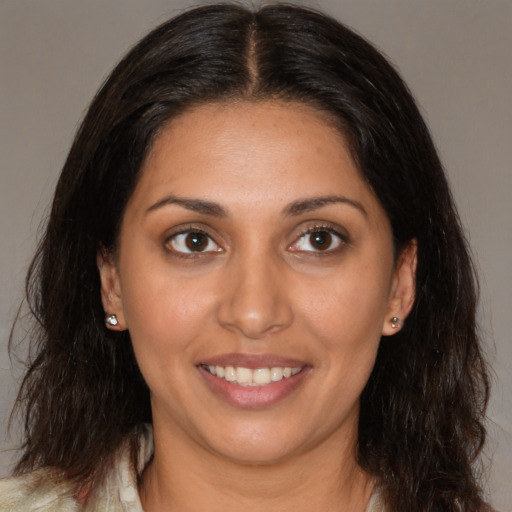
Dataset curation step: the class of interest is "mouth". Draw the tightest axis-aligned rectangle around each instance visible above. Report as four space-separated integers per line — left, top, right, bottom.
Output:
201 364 303 386
197 356 311 408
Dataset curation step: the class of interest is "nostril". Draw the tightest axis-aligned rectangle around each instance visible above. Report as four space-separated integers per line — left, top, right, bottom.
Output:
216 289 293 339
215 258 294 338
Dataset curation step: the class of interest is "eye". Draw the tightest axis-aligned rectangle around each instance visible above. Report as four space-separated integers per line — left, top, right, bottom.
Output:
166 230 221 254
289 228 345 253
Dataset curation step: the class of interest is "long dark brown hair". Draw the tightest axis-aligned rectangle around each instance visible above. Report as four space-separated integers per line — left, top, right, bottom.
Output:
11 4 491 511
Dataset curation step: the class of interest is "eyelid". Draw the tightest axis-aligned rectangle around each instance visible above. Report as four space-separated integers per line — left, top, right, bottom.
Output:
162 222 348 256
288 224 349 253
164 224 223 255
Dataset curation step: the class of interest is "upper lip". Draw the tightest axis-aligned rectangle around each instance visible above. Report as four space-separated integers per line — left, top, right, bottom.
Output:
198 353 309 369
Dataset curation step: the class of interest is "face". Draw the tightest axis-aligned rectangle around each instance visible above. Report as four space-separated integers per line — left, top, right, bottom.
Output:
99 101 415 465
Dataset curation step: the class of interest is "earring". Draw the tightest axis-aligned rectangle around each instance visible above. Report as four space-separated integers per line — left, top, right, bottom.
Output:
390 316 400 329
105 314 119 327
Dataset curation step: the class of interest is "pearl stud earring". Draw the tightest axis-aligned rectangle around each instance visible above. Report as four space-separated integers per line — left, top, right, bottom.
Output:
390 316 400 329
105 314 119 327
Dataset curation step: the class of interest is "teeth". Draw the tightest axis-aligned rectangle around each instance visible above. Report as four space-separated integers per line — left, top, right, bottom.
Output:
204 365 303 386
236 367 252 385
270 367 283 381
225 366 236 382
253 368 270 385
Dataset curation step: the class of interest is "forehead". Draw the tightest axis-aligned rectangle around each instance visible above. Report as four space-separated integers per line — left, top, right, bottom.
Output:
127 100 383 221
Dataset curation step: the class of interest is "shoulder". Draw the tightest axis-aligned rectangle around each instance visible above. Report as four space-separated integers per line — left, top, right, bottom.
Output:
0 468 79 511
366 486 387 512
364 486 498 512
0 424 153 512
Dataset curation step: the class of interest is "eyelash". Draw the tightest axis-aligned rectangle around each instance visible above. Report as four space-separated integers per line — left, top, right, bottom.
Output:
289 224 348 254
164 225 221 257
163 224 348 257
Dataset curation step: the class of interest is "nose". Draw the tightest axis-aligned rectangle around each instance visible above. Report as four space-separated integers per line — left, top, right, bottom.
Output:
216 251 293 339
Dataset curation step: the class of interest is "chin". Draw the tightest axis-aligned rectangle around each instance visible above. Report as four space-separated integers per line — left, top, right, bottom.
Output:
202 420 306 466
214 441 300 466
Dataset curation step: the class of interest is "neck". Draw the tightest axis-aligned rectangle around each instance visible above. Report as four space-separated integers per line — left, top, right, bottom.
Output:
139 422 375 512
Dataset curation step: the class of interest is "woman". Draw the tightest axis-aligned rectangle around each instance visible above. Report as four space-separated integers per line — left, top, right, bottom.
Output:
0 3 492 511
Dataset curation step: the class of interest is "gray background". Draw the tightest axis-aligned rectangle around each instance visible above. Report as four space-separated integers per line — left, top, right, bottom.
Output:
0 1 510 509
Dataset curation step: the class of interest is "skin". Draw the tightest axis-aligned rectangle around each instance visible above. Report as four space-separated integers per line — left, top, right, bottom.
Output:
98 100 416 511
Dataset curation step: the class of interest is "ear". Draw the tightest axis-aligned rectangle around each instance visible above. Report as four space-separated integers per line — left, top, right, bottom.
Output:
97 246 126 331
381 240 417 336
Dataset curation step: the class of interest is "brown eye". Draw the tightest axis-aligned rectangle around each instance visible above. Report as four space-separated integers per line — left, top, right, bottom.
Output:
168 231 221 254
289 228 344 253
185 232 208 251
309 231 332 251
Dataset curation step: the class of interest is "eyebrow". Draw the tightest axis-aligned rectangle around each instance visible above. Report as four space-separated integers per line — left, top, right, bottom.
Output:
146 195 228 217
146 194 367 218
283 195 367 217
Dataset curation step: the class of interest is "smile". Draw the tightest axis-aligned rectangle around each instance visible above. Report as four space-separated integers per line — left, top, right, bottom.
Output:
203 365 303 386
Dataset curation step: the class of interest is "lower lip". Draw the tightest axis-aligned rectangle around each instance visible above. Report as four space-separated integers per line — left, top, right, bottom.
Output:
198 366 311 409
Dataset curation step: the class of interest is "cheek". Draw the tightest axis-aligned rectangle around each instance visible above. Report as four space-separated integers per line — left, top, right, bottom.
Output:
119 264 218 362
294 257 392 391
299 268 392 344
120 276 214 407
